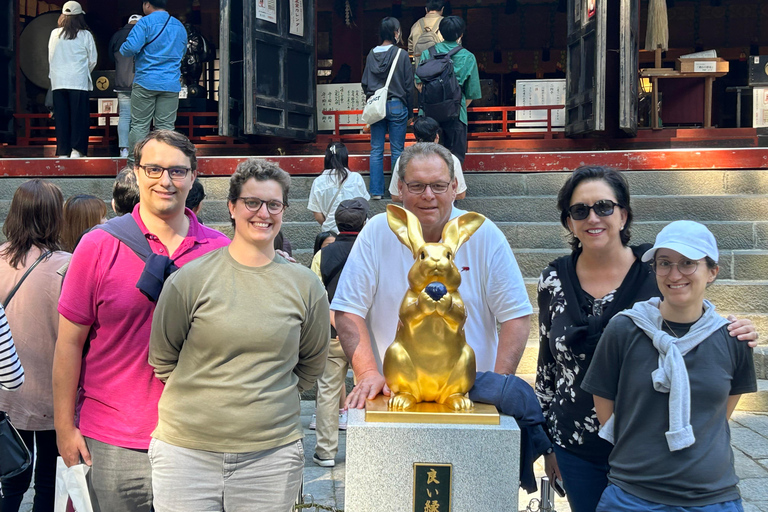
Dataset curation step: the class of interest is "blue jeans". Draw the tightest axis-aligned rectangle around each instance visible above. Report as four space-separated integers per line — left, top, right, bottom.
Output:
117 91 132 150
597 484 744 512
554 444 610 512
369 98 408 196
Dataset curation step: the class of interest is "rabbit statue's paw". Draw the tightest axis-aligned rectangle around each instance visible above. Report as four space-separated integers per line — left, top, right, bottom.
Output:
418 286 452 316
388 392 417 410
443 394 474 412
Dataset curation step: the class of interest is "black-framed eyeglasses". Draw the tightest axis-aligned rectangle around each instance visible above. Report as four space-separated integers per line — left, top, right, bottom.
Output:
138 164 192 181
402 181 451 194
237 197 287 214
652 259 700 276
567 199 622 221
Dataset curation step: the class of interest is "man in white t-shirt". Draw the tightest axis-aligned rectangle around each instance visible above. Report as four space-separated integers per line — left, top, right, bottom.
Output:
332 142 532 408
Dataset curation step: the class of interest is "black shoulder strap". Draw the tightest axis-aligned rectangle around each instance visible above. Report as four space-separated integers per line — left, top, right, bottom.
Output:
2 251 51 308
445 45 463 59
140 13 172 53
94 214 152 262
427 45 438 58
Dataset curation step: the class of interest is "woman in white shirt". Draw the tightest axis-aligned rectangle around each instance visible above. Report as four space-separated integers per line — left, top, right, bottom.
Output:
307 142 370 234
48 1 97 158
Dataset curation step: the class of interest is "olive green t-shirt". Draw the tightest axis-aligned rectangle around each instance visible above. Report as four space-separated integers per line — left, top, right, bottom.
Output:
149 247 330 453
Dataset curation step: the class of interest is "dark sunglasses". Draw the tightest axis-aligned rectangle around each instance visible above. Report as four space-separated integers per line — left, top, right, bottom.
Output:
568 199 622 221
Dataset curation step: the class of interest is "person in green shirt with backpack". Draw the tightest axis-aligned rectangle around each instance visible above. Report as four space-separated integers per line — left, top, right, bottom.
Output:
415 16 481 164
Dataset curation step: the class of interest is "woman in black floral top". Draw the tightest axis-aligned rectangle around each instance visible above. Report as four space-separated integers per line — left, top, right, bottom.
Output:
535 167 756 512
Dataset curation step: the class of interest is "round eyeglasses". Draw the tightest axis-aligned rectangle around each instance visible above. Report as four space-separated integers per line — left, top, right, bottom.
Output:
402 181 451 194
652 259 700 276
567 199 622 221
138 164 191 181
237 197 287 214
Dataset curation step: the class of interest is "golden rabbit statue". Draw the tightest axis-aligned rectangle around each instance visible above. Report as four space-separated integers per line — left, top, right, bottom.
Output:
384 204 486 412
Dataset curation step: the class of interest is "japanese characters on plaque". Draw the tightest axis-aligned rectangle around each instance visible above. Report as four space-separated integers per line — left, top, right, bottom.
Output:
413 463 452 512
515 79 566 129
316 83 365 132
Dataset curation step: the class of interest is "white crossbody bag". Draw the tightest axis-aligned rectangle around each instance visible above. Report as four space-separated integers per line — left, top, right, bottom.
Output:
361 48 403 125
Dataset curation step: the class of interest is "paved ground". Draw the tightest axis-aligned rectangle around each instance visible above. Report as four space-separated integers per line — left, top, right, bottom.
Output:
20 401 768 512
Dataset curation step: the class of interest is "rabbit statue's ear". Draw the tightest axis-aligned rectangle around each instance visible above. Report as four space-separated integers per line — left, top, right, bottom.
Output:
442 212 486 253
387 204 426 255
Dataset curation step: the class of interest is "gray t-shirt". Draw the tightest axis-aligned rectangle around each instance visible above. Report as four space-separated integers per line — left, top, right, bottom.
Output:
582 315 756 507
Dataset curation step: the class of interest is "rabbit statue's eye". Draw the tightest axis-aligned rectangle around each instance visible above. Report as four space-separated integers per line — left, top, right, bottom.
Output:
420 252 425 260
446 252 452 260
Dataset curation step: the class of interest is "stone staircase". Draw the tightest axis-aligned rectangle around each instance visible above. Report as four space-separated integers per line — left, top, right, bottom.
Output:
1 169 766 398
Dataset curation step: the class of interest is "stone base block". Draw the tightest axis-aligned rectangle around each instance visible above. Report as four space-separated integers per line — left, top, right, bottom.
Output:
344 407 520 511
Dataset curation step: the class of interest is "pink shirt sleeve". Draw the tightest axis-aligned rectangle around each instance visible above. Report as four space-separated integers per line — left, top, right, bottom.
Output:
58 231 107 326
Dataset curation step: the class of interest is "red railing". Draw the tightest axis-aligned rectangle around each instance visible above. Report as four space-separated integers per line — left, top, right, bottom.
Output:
321 105 565 140
13 112 120 146
13 112 240 146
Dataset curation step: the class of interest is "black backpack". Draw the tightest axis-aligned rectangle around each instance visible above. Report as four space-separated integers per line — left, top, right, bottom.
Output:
415 45 463 122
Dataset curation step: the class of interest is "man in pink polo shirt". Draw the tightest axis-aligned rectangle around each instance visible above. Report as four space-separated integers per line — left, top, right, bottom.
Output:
52 130 230 512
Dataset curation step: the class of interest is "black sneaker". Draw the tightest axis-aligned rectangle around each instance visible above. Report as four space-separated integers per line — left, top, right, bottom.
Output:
313 453 335 467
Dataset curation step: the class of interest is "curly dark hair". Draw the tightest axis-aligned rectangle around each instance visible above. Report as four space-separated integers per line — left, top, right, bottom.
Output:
227 159 291 227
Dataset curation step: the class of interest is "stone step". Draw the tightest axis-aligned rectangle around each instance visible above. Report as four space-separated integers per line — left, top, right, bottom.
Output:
2 169 768 202
181 194 768 224
200 220 768 262
458 170 768 197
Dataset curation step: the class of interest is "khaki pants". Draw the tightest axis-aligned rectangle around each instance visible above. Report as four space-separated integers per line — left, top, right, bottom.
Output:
126 84 180 165
314 338 349 459
149 438 303 512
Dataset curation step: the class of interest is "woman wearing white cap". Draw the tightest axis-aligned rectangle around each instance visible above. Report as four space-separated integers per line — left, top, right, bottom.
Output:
583 220 757 511
48 1 97 158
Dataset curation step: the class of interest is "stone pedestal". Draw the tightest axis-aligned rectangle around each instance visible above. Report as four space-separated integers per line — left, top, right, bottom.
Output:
344 407 521 511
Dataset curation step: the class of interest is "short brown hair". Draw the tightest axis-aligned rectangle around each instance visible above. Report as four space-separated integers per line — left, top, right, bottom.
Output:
61 194 108 252
1 179 63 268
133 130 197 172
227 159 291 227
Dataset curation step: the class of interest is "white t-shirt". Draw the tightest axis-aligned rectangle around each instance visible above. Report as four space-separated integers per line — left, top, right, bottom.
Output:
331 207 532 372
48 28 98 91
389 154 467 197
307 170 370 233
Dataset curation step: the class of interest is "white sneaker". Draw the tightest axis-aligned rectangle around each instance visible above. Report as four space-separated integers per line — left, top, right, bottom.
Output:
313 453 335 467
120 148 129 158
70 149 83 158
338 409 348 430
309 414 316 430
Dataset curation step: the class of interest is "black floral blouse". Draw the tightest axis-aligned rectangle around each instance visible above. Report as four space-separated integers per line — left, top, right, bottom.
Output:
535 247 659 462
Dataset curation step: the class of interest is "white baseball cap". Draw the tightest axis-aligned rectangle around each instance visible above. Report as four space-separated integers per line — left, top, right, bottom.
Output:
62 1 85 15
128 14 143 23
641 220 719 263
